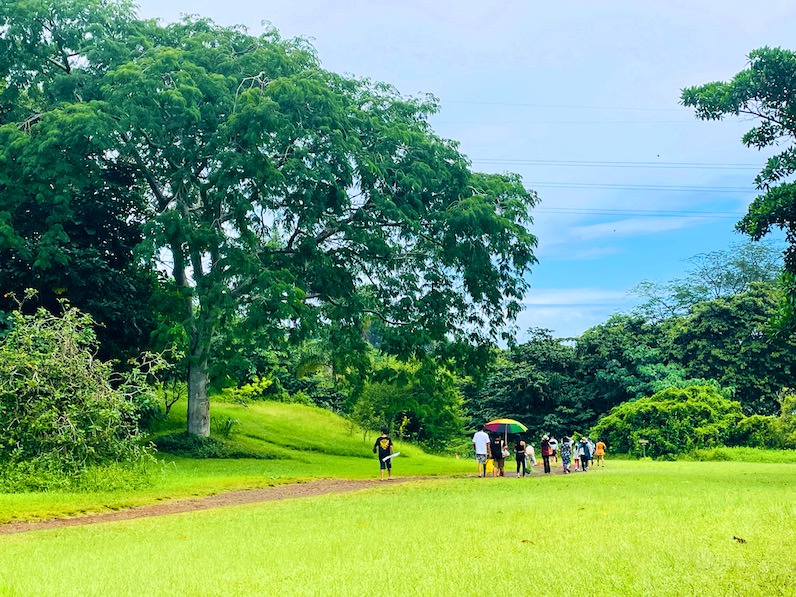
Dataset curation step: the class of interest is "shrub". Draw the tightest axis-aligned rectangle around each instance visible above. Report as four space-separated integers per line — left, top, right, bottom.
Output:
152 432 273 459
590 385 744 458
733 414 783 449
0 304 155 474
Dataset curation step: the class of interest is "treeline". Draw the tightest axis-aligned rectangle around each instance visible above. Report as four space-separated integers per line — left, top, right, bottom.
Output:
463 244 796 453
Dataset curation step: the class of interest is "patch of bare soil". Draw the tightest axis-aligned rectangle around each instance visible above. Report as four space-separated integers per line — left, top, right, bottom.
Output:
0 477 421 535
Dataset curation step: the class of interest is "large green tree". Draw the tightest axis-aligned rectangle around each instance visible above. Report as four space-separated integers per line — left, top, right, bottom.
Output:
682 47 796 328
0 0 157 361
667 283 795 415
0 2 538 435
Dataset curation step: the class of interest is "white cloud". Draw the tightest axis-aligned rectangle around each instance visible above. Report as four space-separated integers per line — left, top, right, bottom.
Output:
514 287 641 338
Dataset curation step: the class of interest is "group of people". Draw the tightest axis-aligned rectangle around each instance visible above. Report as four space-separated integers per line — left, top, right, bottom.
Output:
471 425 606 477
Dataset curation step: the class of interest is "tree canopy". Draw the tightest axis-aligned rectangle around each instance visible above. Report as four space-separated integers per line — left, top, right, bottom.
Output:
0 2 538 436
682 47 796 330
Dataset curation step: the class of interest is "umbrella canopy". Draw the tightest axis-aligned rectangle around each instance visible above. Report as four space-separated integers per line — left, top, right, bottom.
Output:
485 418 527 435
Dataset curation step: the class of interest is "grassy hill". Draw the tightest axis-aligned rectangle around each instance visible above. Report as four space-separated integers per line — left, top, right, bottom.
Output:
0 399 474 523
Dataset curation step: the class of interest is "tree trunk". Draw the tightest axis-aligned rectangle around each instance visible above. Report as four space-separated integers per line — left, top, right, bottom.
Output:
187 355 210 436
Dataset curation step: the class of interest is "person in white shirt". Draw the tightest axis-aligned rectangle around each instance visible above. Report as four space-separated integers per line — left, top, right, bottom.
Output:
548 436 559 463
472 425 491 478
524 442 537 469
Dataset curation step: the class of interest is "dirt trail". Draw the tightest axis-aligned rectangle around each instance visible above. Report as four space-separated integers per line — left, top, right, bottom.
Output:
0 477 423 535
0 468 563 535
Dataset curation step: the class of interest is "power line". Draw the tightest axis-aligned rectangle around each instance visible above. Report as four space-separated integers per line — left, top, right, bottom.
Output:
472 158 762 171
526 181 753 193
443 100 687 112
535 206 743 219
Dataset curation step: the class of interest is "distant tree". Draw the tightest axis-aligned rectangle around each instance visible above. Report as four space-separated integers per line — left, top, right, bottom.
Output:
466 329 583 437
667 283 796 415
0 3 538 437
682 46 796 329
353 356 464 450
632 242 782 321
575 314 692 414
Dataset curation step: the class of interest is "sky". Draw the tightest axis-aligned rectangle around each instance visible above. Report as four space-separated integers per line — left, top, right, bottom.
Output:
134 0 795 339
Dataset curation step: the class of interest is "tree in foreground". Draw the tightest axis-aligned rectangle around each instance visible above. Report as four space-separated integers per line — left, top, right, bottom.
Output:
682 47 796 330
0 3 538 435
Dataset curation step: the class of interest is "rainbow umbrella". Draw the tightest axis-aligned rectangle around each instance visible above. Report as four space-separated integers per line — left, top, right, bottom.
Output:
485 418 527 435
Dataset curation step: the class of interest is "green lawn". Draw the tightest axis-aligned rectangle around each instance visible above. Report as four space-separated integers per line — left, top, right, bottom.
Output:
0 401 794 595
0 460 793 596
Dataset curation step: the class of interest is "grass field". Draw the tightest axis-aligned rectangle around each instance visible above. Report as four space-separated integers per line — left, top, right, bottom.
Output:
0 401 794 595
0 460 793 595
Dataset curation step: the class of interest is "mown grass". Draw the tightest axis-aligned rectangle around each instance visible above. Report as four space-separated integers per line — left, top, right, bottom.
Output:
0 459 793 596
683 446 796 463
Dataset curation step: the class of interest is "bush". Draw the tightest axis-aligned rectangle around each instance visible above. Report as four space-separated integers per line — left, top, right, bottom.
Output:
0 459 155 492
733 414 783 449
590 385 745 458
0 304 156 474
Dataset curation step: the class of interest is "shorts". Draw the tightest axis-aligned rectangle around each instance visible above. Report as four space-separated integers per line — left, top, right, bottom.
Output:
379 458 392 470
476 454 487 464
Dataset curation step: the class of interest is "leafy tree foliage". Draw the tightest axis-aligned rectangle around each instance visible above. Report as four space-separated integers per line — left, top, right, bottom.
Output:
0 302 155 474
0 1 158 361
667 283 796 415
682 47 796 328
590 385 745 458
352 356 464 450
575 315 699 414
779 392 796 448
0 3 538 436
464 329 584 438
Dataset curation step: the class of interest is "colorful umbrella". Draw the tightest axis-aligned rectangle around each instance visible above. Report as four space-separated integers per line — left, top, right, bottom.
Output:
485 418 528 435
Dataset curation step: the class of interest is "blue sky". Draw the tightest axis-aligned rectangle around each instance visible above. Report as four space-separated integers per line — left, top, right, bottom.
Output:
134 0 794 339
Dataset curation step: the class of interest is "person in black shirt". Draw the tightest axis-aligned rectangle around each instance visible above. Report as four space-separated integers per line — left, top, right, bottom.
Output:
373 427 394 480
490 434 506 477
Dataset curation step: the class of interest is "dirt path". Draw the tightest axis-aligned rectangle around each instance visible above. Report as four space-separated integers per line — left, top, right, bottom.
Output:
0 468 565 535
0 477 425 535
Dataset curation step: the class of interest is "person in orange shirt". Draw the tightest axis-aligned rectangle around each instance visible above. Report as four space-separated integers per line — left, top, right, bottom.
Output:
594 439 607 467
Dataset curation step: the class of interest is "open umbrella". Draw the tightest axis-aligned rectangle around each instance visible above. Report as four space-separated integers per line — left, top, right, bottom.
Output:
485 418 527 435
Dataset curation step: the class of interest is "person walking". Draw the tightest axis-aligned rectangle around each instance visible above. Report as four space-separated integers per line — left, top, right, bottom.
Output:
514 435 527 477
587 437 596 469
560 436 573 474
373 427 394 481
577 437 591 471
549 436 559 464
595 439 607 467
490 434 506 477
472 425 491 478
540 435 552 474
525 441 537 470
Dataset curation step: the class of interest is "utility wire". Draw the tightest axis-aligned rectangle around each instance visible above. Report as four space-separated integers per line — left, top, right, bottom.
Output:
471 158 762 170
526 181 752 193
443 100 687 112
535 207 743 219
